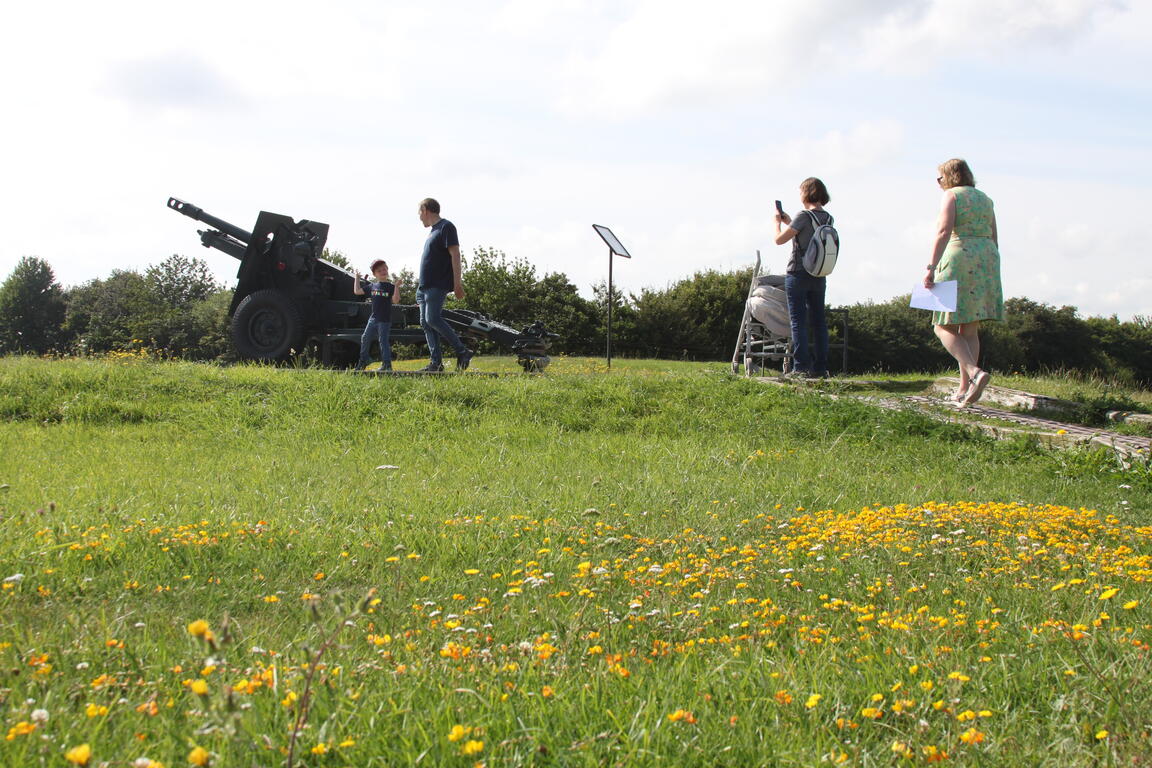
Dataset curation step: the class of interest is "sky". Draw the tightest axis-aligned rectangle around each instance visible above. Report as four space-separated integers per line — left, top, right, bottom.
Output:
2 0 1150 320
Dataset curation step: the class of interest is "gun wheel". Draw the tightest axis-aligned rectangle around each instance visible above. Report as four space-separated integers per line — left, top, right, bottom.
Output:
519 355 550 373
232 290 304 362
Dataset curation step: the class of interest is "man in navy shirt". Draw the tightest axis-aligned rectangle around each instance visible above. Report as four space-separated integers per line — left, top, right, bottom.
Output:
416 198 472 372
353 259 400 370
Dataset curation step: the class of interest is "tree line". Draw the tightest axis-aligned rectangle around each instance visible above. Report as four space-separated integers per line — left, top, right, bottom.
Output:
2 251 1149 385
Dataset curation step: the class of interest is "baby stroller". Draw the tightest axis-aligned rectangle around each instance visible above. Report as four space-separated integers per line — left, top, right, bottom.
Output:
731 251 791 375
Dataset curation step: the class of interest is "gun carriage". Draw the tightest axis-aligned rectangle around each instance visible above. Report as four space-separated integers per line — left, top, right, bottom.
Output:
167 198 553 371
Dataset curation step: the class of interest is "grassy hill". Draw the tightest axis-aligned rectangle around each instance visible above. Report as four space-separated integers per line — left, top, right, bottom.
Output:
1 357 1149 766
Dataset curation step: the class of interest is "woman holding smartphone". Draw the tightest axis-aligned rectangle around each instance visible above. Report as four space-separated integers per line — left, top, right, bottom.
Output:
774 177 832 378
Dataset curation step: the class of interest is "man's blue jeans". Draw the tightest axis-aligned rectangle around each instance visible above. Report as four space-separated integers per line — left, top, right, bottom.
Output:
784 272 829 375
359 317 392 368
416 286 466 365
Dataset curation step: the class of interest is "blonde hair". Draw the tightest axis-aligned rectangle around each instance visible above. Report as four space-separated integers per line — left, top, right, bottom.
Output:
938 158 976 188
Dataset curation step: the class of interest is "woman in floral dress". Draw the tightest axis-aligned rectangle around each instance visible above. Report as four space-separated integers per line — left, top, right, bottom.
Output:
923 158 1003 407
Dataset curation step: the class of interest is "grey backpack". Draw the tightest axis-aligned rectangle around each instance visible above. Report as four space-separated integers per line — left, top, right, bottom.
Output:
802 210 839 277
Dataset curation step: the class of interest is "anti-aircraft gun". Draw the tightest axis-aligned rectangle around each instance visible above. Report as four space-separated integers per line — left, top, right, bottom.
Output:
167 198 554 371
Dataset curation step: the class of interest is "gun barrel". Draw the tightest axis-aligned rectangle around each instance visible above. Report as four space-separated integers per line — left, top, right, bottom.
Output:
168 197 252 244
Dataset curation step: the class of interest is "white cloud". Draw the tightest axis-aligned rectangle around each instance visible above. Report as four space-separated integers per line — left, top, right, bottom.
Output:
107 53 245 111
555 0 1124 117
748 120 907 176
858 0 1123 70
1 0 1149 325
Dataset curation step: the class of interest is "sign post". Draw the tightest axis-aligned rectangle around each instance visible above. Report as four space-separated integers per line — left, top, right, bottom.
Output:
592 225 632 368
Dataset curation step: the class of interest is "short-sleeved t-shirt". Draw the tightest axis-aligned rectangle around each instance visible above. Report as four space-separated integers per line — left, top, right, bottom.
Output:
367 281 395 321
419 218 459 290
787 209 833 275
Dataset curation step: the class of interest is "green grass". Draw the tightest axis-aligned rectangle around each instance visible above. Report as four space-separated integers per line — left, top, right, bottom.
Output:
1 357 1150 767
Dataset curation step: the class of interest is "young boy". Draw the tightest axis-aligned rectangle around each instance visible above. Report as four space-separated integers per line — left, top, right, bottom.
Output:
353 260 402 370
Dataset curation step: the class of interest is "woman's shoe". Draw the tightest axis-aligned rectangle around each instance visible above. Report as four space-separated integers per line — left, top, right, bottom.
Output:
962 370 991 407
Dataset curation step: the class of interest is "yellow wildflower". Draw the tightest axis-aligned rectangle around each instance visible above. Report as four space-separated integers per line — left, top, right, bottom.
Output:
448 724 473 742
6 722 36 740
65 744 92 765
923 745 948 762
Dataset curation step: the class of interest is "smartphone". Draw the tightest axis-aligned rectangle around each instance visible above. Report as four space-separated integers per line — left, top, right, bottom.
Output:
774 200 784 215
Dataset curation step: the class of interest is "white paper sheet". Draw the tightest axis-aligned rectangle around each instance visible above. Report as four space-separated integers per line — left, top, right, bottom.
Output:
909 281 958 312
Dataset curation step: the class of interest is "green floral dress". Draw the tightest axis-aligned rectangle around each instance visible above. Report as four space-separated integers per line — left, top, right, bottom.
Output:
932 186 1004 325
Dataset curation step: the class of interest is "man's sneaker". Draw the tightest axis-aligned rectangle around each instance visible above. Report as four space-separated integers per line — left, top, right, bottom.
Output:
456 349 474 371
418 362 444 373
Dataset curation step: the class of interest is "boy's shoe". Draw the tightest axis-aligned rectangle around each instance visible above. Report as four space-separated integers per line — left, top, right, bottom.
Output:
418 362 445 373
456 349 474 371
354 362 367 371
381 365 393 372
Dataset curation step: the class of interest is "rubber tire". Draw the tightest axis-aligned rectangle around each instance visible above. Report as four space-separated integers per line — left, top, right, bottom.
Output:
520 355 550 373
231 290 304 362
327 340 360 369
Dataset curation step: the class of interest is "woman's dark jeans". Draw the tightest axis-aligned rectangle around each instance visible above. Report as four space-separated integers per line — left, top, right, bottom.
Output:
784 272 828 376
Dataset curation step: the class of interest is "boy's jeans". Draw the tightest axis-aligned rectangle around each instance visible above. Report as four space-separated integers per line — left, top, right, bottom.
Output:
784 273 829 375
416 286 467 365
359 317 392 368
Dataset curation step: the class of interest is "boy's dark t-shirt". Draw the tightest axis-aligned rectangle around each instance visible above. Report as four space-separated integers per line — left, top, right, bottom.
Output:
368 281 395 321
419 219 459 290
787 209 833 275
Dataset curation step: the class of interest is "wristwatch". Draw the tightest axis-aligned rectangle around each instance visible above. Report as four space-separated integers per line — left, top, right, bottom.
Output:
925 264 936 270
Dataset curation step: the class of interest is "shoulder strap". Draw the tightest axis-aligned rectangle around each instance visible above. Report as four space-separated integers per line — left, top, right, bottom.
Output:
806 210 832 228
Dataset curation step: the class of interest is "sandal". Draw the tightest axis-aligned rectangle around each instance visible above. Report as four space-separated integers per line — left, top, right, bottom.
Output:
962 370 990 407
